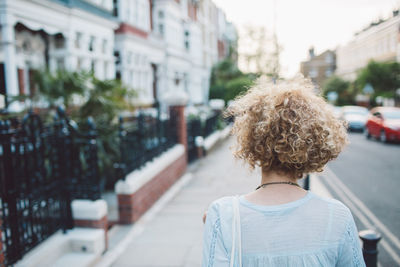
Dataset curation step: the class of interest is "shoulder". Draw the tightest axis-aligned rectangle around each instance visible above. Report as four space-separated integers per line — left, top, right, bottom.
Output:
309 193 355 230
311 192 352 215
207 196 235 212
206 196 236 221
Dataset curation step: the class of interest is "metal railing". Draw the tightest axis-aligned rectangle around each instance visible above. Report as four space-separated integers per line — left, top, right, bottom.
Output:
187 118 202 162
186 111 224 162
0 108 101 265
115 106 177 180
203 112 219 138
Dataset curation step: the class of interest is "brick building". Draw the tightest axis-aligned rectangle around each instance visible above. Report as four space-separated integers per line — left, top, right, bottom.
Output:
300 48 336 89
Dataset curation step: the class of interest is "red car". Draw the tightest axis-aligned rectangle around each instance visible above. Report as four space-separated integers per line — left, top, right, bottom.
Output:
365 107 400 142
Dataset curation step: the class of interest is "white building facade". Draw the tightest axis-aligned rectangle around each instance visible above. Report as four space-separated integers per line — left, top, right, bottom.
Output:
114 0 165 106
336 11 400 80
0 0 236 110
0 0 117 111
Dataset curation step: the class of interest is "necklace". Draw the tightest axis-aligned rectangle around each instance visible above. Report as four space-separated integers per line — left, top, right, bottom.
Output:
255 181 300 190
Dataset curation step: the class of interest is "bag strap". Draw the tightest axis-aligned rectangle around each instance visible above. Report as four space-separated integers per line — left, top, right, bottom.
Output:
230 196 242 267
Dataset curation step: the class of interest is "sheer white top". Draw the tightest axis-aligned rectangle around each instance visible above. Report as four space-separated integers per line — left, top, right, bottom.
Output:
202 191 365 267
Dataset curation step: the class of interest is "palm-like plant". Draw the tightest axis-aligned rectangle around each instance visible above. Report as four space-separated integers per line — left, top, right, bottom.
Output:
34 69 138 190
33 69 90 108
75 76 136 190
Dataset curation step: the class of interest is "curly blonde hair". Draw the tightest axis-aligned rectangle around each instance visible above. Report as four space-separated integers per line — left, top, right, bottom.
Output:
226 76 348 179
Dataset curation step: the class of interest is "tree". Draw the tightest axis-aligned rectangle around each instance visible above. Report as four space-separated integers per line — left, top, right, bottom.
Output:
224 76 254 102
33 69 90 109
74 77 136 190
322 76 354 106
210 59 242 86
356 60 400 99
209 59 255 103
240 25 282 79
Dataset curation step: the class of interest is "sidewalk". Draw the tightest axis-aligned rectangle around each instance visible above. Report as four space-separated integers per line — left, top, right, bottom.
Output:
97 137 332 267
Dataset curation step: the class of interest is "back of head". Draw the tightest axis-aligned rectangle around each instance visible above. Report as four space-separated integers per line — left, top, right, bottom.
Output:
226 76 348 178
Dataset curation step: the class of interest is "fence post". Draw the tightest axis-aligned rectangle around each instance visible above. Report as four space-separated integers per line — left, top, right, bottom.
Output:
304 174 310 190
0 120 21 262
359 229 381 267
86 117 101 200
164 89 189 154
0 218 4 267
54 108 74 231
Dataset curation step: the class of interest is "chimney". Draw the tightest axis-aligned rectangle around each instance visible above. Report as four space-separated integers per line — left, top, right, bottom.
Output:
309 47 315 59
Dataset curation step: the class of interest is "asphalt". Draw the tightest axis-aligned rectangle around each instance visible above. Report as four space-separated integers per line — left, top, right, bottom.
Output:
97 137 335 267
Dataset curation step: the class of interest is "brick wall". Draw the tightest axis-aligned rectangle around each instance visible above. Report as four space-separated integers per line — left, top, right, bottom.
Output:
118 152 187 224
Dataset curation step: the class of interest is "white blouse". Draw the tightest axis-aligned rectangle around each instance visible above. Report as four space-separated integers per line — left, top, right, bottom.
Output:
202 191 365 267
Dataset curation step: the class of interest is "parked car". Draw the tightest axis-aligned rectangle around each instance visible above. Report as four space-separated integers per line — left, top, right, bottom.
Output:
330 105 342 118
340 106 369 132
365 107 400 142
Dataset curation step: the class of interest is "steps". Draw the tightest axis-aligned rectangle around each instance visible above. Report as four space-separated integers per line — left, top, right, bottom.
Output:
15 228 105 267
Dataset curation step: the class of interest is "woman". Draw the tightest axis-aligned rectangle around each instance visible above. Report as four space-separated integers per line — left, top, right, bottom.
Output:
202 77 365 267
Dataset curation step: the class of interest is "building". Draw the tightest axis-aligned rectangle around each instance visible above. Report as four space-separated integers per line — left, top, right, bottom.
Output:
0 0 118 111
300 48 336 88
0 0 237 110
217 8 238 62
336 10 400 80
113 0 165 106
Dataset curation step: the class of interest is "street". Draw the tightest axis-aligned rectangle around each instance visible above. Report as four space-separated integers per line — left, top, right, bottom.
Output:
318 132 400 267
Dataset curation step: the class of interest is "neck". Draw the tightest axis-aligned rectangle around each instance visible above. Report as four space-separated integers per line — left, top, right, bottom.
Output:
244 168 306 206
261 168 297 184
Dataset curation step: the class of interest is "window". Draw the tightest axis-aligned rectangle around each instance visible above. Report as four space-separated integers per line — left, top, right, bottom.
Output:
373 112 382 119
54 34 64 49
308 67 318 78
89 36 95 52
159 24 164 36
184 30 190 50
127 52 132 64
102 39 108 54
77 58 82 70
325 53 333 64
114 51 121 65
113 0 118 16
183 73 188 92
75 32 82 49
91 60 95 74
134 54 139 65
129 71 134 85
104 62 108 78
158 10 165 36
325 68 332 77
57 58 65 70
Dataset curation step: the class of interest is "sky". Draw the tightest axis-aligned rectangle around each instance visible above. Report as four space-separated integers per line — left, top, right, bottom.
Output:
213 0 400 78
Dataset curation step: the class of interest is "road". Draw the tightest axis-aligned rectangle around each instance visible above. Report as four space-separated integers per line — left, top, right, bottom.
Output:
317 132 400 267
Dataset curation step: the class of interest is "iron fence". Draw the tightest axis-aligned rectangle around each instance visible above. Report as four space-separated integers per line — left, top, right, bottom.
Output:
203 112 220 137
0 108 101 265
187 118 202 162
115 105 177 180
186 111 224 162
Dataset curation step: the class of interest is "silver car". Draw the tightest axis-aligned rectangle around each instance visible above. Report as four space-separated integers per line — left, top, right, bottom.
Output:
340 106 369 132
